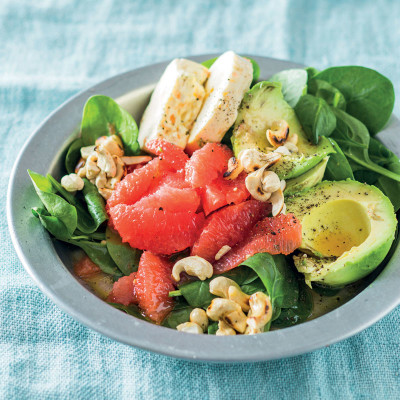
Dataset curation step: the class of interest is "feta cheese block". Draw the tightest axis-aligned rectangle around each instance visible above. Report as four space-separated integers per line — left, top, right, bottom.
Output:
139 59 209 151
186 51 253 153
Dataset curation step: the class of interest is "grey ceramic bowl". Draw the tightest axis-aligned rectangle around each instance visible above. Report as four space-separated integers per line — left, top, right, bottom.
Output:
7 55 400 362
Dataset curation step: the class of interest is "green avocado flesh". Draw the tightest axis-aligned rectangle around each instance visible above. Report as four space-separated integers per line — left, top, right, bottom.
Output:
286 180 397 287
285 157 329 195
231 81 334 180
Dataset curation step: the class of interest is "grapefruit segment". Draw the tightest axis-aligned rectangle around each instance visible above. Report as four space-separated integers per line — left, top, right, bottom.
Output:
185 143 232 188
109 203 205 254
134 186 200 213
191 200 271 262
201 172 250 215
213 213 302 274
135 251 175 323
108 157 162 208
146 138 188 171
108 272 138 306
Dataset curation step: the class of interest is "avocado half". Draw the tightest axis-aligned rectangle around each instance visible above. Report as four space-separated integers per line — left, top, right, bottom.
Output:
231 81 335 180
286 180 397 287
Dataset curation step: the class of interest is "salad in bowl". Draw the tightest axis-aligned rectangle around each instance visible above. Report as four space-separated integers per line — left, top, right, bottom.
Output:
27 51 399 336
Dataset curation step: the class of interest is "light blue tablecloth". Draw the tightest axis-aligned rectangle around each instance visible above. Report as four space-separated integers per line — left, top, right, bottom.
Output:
2 0 400 398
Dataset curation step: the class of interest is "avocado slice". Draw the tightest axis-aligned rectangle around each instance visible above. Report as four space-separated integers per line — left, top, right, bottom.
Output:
285 157 329 195
231 81 334 179
286 181 397 287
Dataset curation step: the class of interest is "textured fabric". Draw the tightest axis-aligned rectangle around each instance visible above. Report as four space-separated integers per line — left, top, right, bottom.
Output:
2 0 400 398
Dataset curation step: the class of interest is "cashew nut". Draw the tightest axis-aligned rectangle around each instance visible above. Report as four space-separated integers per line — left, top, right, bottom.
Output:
239 149 281 173
270 188 285 216
97 147 117 178
109 156 126 189
121 155 153 165
96 135 124 157
287 133 298 145
190 308 209 332
209 276 240 299
274 146 291 156
245 165 272 202
228 286 250 313
224 156 244 180
261 171 281 194
98 187 113 200
216 320 236 336
214 245 232 261
75 156 86 173
95 171 107 189
172 256 213 282
80 145 96 160
280 180 286 192
206 298 247 333
246 292 272 333
85 152 100 180
284 142 298 153
176 322 203 334
266 120 289 147
61 173 84 192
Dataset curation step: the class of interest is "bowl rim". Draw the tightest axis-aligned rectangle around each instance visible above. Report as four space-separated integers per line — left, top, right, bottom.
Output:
7 54 400 362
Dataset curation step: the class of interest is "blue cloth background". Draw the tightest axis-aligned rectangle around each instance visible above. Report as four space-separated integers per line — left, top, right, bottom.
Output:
2 0 400 398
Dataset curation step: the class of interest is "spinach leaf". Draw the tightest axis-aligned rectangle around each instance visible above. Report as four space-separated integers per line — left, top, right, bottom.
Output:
106 226 141 275
269 68 308 107
174 267 258 309
64 238 122 277
207 321 218 335
202 56 260 84
32 207 71 240
28 170 77 236
178 280 215 309
240 278 267 295
323 138 354 181
162 306 193 329
272 282 313 328
305 67 319 81
239 253 299 309
294 95 336 144
315 66 395 134
81 179 108 227
47 175 107 234
330 108 400 182
65 138 84 174
81 95 140 155
108 303 147 320
349 137 400 211
308 79 346 110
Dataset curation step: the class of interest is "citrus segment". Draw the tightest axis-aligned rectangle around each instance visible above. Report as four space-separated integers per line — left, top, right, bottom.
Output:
135 252 175 323
213 213 302 274
191 200 271 262
185 143 232 188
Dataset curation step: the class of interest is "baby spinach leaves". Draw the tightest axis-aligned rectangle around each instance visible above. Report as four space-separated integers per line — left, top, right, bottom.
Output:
323 138 354 181
65 239 122 277
65 138 84 174
106 226 141 275
330 108 400 183
108 303 147 320
239 253 299 310
28 170 77 236
308 79 346 110
46 175 107 234
272 282 313 328
269 68 308 107
314 66 395 134
294 95 336 144
81 95 140 155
